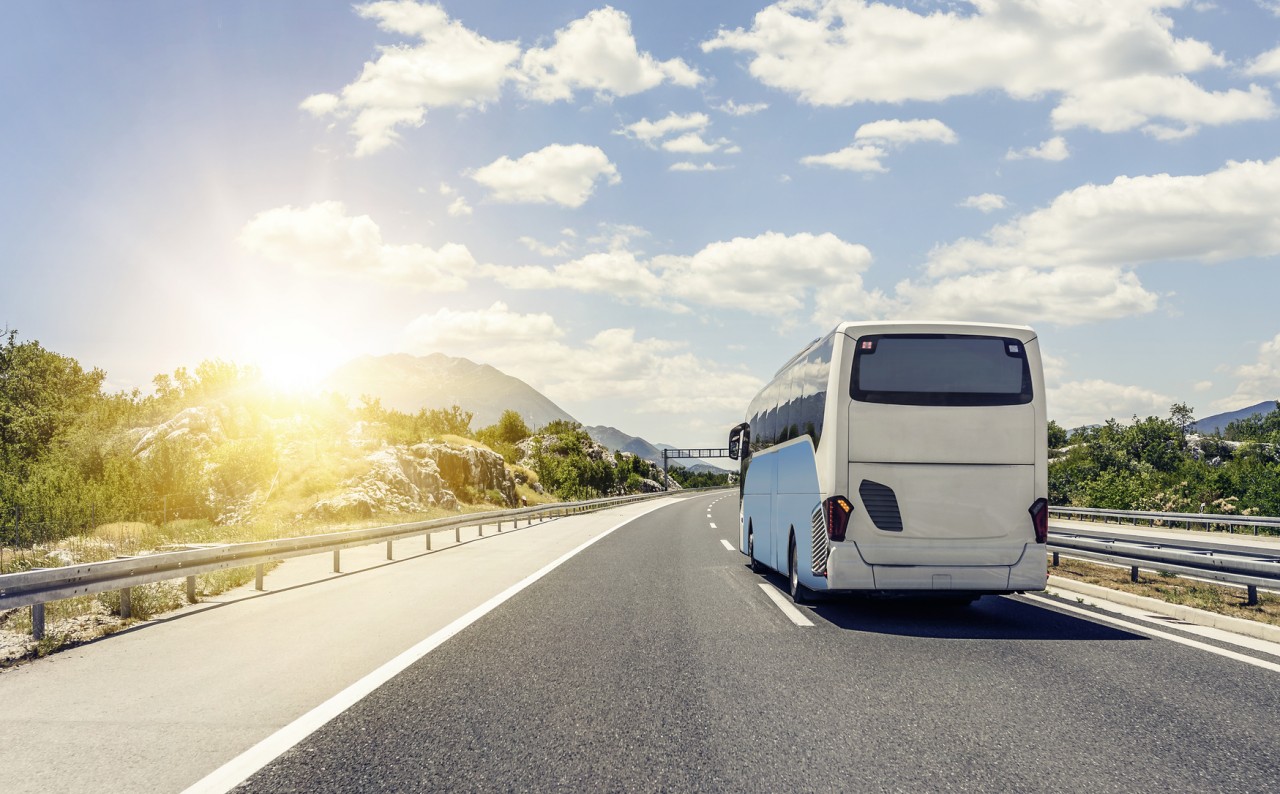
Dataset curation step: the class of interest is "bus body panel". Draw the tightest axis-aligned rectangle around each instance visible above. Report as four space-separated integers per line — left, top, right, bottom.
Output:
848 402 1036 465
849 461 1034 564
741 454 776 570
742 438 823 588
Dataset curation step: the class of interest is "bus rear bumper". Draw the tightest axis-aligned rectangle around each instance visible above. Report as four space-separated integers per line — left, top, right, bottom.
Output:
825 543 1047 593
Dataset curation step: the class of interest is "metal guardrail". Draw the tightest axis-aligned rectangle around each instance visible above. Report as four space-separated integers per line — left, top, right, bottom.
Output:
1050 506 1280 535
0 490 692 639
1047 528 1280 606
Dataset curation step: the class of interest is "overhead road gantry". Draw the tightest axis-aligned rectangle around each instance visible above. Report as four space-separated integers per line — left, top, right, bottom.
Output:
661 448 733 490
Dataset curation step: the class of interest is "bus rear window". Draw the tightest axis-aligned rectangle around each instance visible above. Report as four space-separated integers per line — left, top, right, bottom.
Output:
851 334 1032 406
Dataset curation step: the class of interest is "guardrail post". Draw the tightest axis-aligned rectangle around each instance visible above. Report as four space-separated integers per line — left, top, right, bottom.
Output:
1051 551 1059 567
1247 585 1259 606
426 532 433 551
187 575 197 603
455 526 462 543
1129 566 1139 583
120 587 132 619
31 603 44 640
333 549 341 573
255 564 264 591
386 540 393 560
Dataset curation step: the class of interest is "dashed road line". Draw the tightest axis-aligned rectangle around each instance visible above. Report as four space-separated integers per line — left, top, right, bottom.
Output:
719 539 735 551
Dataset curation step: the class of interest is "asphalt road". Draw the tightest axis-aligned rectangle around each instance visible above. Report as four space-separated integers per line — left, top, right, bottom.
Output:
234 492 1280 793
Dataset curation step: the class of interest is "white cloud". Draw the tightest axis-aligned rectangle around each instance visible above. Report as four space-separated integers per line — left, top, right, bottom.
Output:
804 117 956 173
469 144 620 208
446 197 472 217
890 265 1159 327
701 1 1274 137
1049 379 1174 428
1245 46 1280 77
400 303 762 419
927 157 1280 277
519 234 574 257
239 201 475 289
718 99 769 115
1051 75 1273 137
518 7 704 102
300 2 521 156
615 112 709 145
486 231 874 321
801 144 888 172
659 232 875 317
1216 333 1280 411
854 118 957 145
1193 380 1214 393
1006 136 1070 161
670 162 728 172
661 133 728 154
403 301 563 347
959 193 1008 213
304 3 701 156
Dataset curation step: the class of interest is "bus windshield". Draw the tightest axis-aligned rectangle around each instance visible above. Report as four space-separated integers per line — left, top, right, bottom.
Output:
851 334 1032 407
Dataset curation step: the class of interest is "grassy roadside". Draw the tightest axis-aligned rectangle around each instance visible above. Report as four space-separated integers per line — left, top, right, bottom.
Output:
1049 555 1280 627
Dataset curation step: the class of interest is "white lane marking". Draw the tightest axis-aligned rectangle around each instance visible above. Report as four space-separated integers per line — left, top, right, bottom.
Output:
758 583 814 627
1021 593 1280 674
719 539 735 551
709 522 717 529
183 500 674 794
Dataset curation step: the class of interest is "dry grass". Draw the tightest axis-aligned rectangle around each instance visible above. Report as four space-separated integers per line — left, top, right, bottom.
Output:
1050 555 1280 627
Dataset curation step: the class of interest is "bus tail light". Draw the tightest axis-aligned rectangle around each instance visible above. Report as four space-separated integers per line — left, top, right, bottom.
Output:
825 496 853 542
1029 498 1049 544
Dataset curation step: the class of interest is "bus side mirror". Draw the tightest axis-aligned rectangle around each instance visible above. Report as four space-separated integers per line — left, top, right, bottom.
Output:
728 422 749 460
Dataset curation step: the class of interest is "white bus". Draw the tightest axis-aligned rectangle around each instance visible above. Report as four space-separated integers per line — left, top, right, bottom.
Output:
727 321 1048 605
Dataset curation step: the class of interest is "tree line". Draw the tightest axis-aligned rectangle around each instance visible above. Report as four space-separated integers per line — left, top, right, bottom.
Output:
1049 401 1280 516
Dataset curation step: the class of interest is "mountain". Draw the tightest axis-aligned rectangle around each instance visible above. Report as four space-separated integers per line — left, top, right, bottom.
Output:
1193 401 1278 436
585 425 665 464
325 353 575 429
585 425 732 473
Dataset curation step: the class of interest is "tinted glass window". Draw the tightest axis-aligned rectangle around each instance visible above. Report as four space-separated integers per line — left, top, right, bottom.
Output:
851 334 1032 406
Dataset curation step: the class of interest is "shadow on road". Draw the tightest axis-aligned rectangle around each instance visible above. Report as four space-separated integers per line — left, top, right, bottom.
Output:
760 572 1142 641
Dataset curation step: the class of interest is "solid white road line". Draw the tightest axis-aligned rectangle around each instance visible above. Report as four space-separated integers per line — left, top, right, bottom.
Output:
719 539 735 551
1021 593 1280 674
759 584 814 627
183 499 674 794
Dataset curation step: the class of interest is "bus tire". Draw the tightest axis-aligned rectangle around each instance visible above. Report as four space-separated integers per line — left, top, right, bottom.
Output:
788 535 810 604
747 525 764 573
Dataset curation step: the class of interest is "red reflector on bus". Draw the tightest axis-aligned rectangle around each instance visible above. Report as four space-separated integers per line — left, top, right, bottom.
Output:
1028 498 1049 544
825 495 853 542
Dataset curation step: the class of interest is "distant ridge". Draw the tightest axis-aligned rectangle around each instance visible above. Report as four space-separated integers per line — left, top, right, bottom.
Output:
1194 401 1278 436
586 425 732 474
325 353 575 429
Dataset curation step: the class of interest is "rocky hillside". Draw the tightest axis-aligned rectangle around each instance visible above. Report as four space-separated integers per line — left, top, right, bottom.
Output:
311 441 521 520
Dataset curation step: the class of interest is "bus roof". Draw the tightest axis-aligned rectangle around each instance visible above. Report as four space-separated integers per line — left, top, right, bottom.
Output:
833 320 1037 343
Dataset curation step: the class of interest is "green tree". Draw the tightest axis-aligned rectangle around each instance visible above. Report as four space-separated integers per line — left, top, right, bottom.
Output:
0 329 105 469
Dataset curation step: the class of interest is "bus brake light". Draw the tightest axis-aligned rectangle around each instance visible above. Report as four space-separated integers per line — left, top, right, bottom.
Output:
1029 498 1049 544
825 496 853 542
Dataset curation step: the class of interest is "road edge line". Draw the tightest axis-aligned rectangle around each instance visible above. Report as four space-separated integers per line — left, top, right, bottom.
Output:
1021 593 1280 674
182 498 677 794
758 583 814 627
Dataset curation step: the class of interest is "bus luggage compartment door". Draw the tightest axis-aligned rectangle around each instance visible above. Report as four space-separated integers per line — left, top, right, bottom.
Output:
849 462 1033 566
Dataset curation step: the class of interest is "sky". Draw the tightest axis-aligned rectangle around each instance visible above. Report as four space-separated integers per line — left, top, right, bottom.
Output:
3 0 1280 447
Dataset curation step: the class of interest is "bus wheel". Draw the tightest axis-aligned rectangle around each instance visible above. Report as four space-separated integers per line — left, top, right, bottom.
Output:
747 527 764 573
788 536 810 604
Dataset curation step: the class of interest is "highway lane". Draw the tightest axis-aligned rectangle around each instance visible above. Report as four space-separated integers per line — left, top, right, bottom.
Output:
235 492 1280 792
